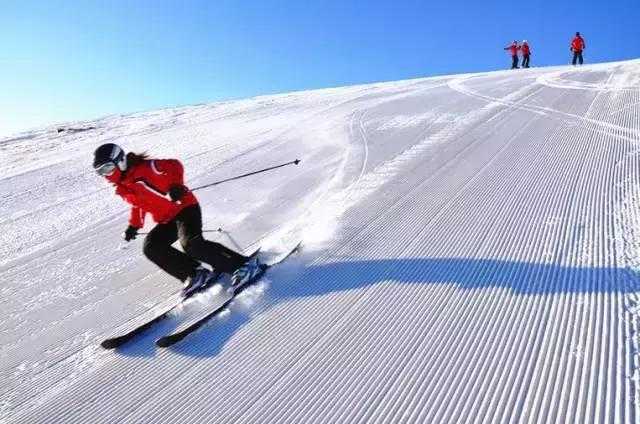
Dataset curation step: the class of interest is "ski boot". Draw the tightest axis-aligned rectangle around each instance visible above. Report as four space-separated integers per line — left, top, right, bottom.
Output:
231 256 266 289
182 266 217 298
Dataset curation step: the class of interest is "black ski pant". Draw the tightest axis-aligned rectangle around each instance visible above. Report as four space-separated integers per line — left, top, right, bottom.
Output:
522 54 530 68
511 55 519 69
572 51 584 65
143 204 249 281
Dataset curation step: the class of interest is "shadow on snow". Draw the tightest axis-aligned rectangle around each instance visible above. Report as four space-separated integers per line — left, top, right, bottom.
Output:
115 253 640 358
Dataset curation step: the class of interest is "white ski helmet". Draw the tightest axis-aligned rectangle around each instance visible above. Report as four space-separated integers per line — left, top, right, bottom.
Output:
93 143 127 176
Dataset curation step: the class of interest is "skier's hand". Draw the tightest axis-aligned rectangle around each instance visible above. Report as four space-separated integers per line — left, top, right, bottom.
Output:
168 184 188 202
123 225 139 242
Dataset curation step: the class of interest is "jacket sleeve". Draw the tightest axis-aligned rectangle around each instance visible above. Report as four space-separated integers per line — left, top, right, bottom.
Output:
129 206 146 228
152 159 185 186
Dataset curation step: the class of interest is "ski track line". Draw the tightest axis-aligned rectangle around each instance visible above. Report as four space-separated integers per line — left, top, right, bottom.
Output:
324 113 560 424
449 74 640 143
612 87 640 422
584 74 636 424
537 70 640 92
469 124 569 423
402 120 568 424
420 103 600 420
203 79 450 253
520 109 600 423
430 121 570 423
247 79 451 252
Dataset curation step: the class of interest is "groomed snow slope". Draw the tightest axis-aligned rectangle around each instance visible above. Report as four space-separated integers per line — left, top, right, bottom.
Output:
2 59 640 423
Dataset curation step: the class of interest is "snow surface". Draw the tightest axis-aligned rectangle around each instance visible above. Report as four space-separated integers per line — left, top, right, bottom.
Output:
2 59 640 423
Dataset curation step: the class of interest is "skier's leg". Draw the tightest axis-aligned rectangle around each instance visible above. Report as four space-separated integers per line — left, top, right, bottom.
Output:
177 205 249 274
572 52 578 65
579 52 583 65
143 221 199 281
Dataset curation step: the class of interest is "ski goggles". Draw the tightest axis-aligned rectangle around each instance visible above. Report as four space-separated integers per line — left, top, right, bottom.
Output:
95 161 117 176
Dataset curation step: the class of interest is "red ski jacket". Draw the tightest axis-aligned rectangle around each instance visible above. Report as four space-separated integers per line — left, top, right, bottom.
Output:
112 159 198 228
571 36 585 52
521 43 531 55
504 43 520 56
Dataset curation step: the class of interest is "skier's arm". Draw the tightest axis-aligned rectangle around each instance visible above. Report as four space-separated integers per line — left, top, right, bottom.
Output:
129 206 145 228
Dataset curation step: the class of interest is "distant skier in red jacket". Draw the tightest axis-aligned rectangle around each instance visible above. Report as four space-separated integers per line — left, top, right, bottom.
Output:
504 41 520 69
570 32 585 65
93 143 262 296
520 40 531 68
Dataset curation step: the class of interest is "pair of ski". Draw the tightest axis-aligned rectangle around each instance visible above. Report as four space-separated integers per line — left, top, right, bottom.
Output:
101 242 300 349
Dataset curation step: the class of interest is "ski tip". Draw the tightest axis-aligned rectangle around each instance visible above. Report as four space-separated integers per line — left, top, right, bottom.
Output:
155 337 171 348
101 339 121 349
156 335 180 348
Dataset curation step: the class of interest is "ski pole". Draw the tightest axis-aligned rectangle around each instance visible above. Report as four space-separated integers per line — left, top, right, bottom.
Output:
191 159 301 191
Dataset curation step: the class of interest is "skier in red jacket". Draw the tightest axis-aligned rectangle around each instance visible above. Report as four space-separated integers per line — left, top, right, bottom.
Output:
93 143 262 295
520 40 531 68
504 41 520 69
570 32 585 65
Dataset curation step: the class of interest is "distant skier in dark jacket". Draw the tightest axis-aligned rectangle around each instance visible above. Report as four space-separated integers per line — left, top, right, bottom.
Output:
570 32 585 65
504 41 520 69
92 143 262 296
520 40 531 68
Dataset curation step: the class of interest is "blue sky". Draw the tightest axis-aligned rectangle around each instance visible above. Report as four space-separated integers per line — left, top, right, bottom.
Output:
1 0 638 137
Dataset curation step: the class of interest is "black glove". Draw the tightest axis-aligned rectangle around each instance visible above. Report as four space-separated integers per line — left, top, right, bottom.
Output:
123 225 139 242
168 185 188 202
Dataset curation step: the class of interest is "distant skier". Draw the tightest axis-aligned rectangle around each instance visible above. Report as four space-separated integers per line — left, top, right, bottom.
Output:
521 40 531 68
92 143 262 296
504 40 520 69
570 32 585 65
